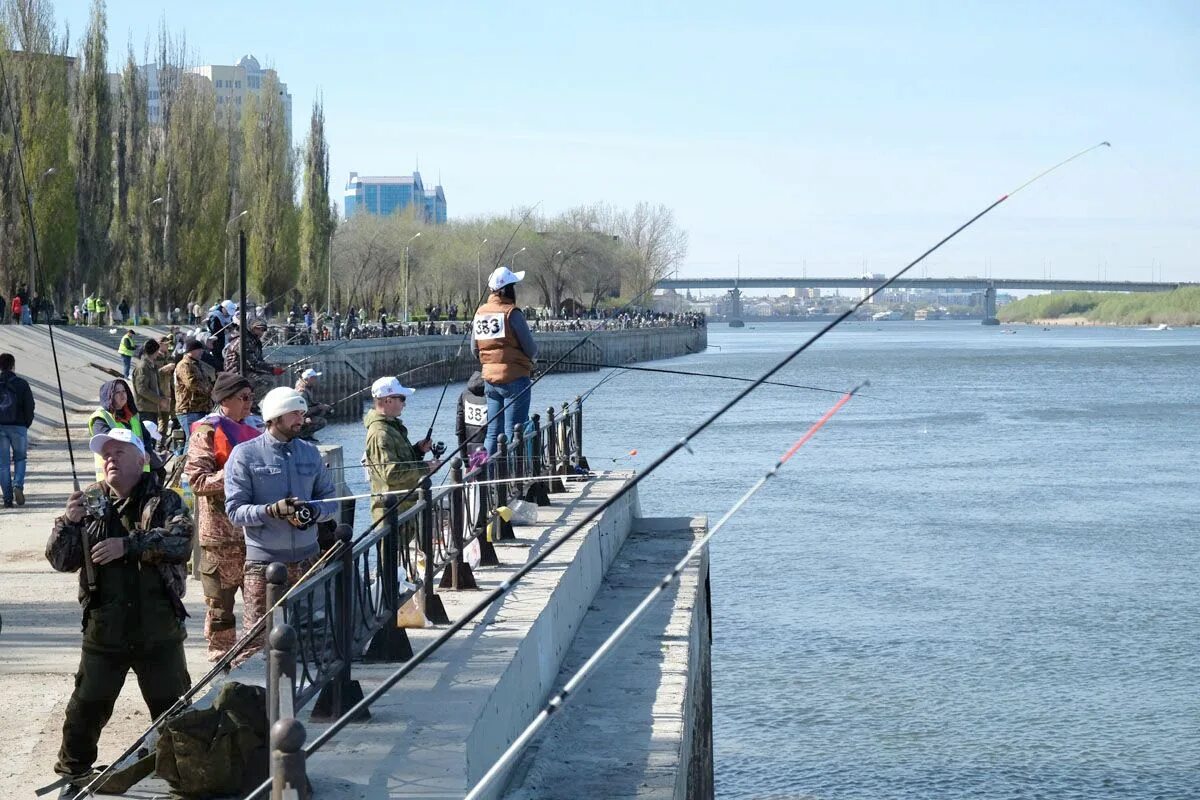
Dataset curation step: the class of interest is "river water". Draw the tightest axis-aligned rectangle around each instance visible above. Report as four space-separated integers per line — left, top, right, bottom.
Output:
322 321 1200 799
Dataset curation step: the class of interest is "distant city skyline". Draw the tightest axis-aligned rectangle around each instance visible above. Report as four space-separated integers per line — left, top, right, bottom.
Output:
52 1 1200 282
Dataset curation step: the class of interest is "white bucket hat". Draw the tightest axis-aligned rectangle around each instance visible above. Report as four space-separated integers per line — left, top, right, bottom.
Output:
301 368 322 380
261 387 308 422
371 377 415 399
487 266 525 292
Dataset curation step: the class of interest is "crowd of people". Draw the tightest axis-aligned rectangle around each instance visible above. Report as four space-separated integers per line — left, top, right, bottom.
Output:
0 265 550 796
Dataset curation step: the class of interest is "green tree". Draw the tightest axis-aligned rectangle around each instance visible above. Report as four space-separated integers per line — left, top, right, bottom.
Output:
299 97 332 307
239 72 299 303
70 0 112 296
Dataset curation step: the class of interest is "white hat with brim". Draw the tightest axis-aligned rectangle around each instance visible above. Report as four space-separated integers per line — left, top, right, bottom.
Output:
261 387 308 422
371 377 415 399
88 427 146 457
301 368 322 380
487 266 525 292
144 420 162 443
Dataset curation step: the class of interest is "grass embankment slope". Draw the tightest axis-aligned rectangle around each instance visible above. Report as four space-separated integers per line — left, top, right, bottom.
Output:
999 287 1200 326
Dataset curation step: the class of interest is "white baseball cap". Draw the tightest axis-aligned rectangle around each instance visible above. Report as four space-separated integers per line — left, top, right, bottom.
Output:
88 427 146 457
143 420 162 443
220 300 237 315
487 266 525 292
371 377 415 399
301 368 322 380
261 387 308 422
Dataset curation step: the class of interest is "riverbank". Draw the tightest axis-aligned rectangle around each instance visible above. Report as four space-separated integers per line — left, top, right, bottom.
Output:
999 287 1200 326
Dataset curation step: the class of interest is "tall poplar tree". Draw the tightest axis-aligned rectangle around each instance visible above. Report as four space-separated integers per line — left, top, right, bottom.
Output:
71 0 113 295
299 97 332 307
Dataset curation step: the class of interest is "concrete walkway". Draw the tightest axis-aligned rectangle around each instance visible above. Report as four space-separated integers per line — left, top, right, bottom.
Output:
0 324 213 795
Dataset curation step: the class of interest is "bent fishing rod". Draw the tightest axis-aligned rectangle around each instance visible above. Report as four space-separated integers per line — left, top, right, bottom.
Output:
561 359 872 398
0 53 80 491
241 142 1114 800
465 382 864 799
72 530 353 798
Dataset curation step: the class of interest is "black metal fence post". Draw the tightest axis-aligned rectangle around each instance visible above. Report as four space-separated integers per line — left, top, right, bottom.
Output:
419 477 451 624
545 405 563 479
574 395 589 470
473 464 501 567
364 497 414 662
440 457 479 590
312 525 367 722
267 623 297 731
270 718 308 800
492 433 516 542
525 413 551 506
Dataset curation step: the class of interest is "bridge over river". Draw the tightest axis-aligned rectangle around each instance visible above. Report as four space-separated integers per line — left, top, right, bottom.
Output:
656 276 1197 324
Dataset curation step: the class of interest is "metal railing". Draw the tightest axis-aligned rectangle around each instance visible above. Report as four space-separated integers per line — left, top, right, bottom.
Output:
257 397 588 797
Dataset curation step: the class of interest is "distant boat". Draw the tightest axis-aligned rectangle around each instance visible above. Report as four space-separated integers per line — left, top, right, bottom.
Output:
1145 323 1171 331
728 319 745 328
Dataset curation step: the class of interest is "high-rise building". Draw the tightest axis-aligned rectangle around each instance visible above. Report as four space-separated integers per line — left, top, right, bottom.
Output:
344 171 448 223
109 55 292 139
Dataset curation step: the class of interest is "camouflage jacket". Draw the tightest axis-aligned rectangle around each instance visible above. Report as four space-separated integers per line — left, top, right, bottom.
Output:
46 475 193 651
174 355 217 414
223 331 273 376
131 354 166 413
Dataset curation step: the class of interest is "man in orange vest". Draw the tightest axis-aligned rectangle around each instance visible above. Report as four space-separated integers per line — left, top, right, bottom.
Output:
472 266 539 454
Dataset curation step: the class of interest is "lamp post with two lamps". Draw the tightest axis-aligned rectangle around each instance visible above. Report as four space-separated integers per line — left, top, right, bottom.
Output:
402 231 421 322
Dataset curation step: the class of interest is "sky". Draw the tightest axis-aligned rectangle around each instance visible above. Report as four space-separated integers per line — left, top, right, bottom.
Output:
52 0 1200 282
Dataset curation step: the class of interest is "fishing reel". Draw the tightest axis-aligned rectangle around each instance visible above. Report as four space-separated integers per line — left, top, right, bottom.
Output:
429 441 447 459
83 486 109 520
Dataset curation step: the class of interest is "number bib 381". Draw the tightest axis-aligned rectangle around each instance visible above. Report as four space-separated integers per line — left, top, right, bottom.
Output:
473 312 506 340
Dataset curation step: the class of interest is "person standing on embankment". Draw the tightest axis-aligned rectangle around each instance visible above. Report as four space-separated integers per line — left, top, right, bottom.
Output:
473 266 539 454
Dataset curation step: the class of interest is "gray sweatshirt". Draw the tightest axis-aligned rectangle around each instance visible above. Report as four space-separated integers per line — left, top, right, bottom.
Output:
224 431 339 563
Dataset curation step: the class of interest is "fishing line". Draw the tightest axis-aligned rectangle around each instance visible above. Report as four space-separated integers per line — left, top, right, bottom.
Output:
0 51 80 491
464 382 864 799
241 144 1112 800
561 359 871 398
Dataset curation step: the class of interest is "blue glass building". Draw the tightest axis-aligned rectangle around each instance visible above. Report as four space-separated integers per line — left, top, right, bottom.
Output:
344 171 447 223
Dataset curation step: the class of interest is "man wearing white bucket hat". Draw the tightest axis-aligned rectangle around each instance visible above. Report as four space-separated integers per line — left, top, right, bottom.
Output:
473 266 539 454
363 377 439 528
224 386 338 660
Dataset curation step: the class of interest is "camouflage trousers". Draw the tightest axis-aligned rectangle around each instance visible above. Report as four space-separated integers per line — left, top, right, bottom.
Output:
199 543 247 662
237 556 317 665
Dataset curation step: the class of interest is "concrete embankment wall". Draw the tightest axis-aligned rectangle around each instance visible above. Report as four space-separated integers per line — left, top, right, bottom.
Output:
264 325 707 420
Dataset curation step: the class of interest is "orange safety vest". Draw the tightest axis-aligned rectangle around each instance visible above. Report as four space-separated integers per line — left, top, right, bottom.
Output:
473 295 532 384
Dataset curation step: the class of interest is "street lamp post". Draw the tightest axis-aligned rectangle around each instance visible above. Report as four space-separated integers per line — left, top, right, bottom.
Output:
403 231 421 323
25 167 57 320
143 196 166 324
509 246 526 271
475 237 488 305
224 210 249 302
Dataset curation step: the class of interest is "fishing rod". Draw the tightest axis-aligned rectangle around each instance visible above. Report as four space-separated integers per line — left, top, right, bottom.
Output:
580 367 629 402
0 53 80 495
560 359 870 398
323 356 454 409
302 472 591 506
241 143 1114 800
72 531 353 798
464 382 864 799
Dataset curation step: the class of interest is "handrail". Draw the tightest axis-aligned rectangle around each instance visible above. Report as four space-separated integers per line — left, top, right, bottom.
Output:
255 396 587 783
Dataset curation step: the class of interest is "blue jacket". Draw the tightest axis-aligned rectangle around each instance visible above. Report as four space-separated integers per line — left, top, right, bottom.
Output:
224 432 338 563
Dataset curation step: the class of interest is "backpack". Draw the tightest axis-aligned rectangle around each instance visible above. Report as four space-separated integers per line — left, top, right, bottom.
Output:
0 374 19 425
155 681 269 798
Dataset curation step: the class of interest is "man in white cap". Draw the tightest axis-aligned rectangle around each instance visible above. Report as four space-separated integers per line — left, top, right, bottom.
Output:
45 428 192 792
473 266 539 454
224 386 338 661
204 299 237 355
363 377 439 528
293 367 331 441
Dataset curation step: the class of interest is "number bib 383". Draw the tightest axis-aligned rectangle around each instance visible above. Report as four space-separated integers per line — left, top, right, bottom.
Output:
473 312 506 340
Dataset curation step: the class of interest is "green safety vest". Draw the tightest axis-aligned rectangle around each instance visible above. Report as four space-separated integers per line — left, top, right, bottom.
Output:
88 409 150 481
85 297 97 312
96 298 108 313
118 334 137 357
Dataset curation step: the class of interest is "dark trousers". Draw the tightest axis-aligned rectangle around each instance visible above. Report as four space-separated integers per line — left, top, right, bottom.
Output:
55 643 191 777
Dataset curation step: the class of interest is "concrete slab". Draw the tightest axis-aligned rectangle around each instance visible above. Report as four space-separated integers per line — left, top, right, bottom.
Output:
502 516 712 800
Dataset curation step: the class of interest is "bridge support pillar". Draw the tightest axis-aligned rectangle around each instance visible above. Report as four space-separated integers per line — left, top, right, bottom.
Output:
981 285 998 325
727 288 743 325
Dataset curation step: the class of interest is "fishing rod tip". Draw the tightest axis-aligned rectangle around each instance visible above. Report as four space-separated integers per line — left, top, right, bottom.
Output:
1100 141 1111 147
